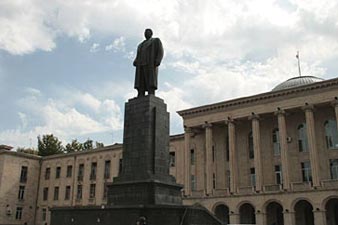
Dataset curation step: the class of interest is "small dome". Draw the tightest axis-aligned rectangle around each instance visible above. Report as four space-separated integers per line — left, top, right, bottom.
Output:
272 76 325 91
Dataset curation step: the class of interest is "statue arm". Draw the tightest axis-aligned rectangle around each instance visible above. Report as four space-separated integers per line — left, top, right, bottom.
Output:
154 38 164 67
133 45 141 67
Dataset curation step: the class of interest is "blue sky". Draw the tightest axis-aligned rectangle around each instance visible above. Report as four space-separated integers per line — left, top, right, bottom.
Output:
1 0 338 148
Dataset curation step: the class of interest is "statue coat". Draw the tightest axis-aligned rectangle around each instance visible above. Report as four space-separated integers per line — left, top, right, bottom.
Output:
133 37 164 91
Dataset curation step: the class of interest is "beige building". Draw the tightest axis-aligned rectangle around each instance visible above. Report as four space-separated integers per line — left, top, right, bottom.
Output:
1 76 338 225
0 147 40 225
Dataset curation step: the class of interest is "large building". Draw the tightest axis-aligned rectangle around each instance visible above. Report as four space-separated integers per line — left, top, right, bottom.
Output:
1 76 338 225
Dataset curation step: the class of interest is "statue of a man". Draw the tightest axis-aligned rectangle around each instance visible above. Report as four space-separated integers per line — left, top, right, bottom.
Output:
133 29 164 97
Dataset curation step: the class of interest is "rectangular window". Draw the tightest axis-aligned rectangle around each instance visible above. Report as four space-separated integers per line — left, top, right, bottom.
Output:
15 207 23 220
53 186 59 200
18 185 25 200
119 159 123 175
20 166 28 183
45 168 50 180
249 132 254 159
275 165 283 184
250 168 256 186
43 187 48 201
55 167 61 179
78 164 84 181
104 160 111 179
66 165 72 178
42 208 47 221
212 145 215 162
89 183 96 198
212 173 216 189
301 162 312 182
191 175 196 191
330 159 338 180
90 162 97 180
65 186 71 200
169 152 176 167
190 149 195 165
76 185 82 200
103 184 108 199
273 129 281 156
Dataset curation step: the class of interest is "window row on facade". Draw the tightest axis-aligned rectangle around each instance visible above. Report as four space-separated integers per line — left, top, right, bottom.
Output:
42 183 108 201
44 160 112 181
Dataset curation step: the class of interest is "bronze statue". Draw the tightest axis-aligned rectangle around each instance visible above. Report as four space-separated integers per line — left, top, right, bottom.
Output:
133 29 164 97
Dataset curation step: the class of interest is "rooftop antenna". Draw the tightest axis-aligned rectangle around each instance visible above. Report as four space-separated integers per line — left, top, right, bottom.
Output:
296 51 302 77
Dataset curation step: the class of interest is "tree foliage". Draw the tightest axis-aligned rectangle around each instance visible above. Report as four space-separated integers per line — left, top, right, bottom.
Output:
83 139 93 151
65 139 83 153
37 134 64 156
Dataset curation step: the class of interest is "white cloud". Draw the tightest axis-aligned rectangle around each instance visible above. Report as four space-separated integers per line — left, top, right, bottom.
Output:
89 43 100 53
0 87 123 148
105 37 126 52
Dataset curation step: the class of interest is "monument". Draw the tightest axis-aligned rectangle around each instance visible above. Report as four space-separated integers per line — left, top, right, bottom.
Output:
50 29 222 225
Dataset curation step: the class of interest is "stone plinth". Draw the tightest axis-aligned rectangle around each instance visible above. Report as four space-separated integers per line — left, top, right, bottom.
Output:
108 95 182 206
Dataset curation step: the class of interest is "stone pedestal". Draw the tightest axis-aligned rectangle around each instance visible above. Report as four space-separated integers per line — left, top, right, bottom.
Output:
108 95 182 205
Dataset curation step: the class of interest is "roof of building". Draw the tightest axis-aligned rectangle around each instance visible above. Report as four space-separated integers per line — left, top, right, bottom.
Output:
0 145 13 150
271 76 325 91
178 76 338 117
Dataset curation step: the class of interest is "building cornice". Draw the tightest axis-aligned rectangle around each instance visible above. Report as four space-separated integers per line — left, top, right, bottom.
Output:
0 149 41 160
42 143 123 160
177 77 338 118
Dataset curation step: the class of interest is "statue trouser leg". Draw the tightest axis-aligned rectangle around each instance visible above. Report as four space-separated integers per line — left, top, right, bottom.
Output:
138 70 146 97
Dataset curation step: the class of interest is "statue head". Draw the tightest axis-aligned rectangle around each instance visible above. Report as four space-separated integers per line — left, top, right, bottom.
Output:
144 29 153 40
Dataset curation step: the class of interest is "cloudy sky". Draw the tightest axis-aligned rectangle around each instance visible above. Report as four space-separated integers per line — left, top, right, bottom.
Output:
1 0 338 149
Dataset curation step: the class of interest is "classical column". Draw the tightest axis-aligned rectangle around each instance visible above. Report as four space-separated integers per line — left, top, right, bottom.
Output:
331 98 338 129
203 122 213 195
250 113 263 192
275 109 290 190
303 104 321 187
184 127 192 196
226 118 238 194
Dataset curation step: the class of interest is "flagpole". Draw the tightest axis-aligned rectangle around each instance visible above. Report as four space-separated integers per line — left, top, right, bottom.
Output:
296 51 302 77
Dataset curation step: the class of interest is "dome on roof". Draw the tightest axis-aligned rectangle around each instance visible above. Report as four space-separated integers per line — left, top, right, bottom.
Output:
271 76 325 91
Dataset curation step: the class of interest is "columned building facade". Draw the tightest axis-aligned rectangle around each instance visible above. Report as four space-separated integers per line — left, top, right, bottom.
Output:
176 76 338 225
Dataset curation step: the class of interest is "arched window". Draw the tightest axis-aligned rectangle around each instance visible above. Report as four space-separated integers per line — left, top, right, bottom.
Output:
298 123 308 152
272 128 281 156
248 131 254 159
324 120 338 149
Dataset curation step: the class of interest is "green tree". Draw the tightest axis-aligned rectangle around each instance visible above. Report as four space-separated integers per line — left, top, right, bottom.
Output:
95 141 104 148
17 147 38 155
65 139 83 153
83 139 93 151
37 134 64 156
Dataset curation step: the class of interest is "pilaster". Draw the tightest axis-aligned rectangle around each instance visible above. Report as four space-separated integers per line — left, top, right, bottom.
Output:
313 209 327 225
